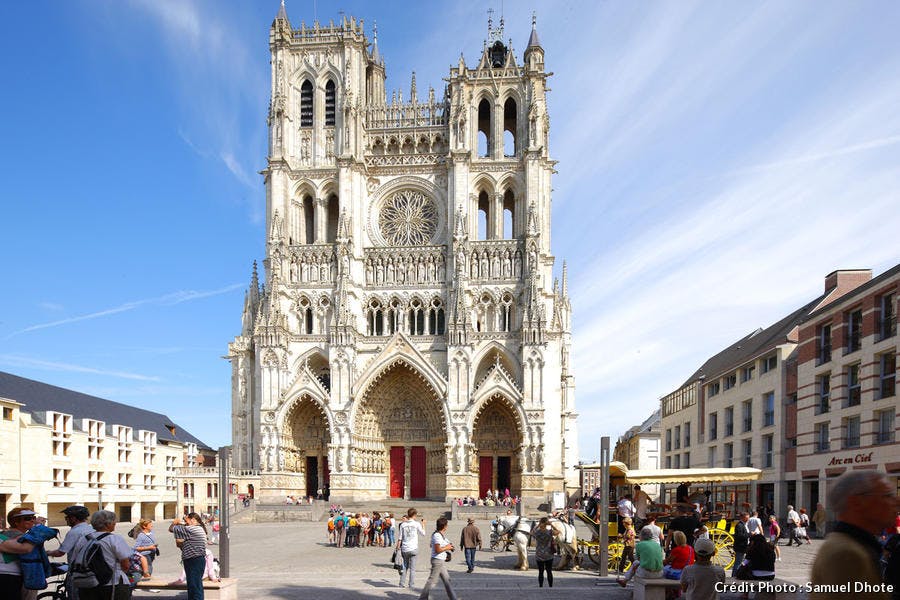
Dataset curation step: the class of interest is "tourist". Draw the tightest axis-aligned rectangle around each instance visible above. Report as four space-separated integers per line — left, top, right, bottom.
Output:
767 515 782 561
617 493 636 534
384 513 395 547
418 517 458 600
812 503 827 539
731 512 750 578
0 507 38 598
359 512 371 547
396 509 427 589
460 517 482 573
680 538 725 600
326 513 336 545
810 471 898 599
169 512 208 600
735 534 776 599
666 505 701 551
643 514 665 546
532 516 559 588
80 510 134 600
798 508 811 544
132 519 158 578
617 526 664 587
663 530 695 580
48 505 93 600
618 517 636 574
785 505 802 547
747 511 762 536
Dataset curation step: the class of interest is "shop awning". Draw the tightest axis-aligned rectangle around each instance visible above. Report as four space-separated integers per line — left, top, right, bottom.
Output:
624 467 762 484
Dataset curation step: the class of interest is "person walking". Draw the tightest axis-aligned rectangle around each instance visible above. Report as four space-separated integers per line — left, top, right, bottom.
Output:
417 517 459 600
812 503 827 539
767 515 782 561
811 471 898 599
532 516 559 588
732 512 750 578
169 512 208 600
396 508 427 589
618 517 636 574
460 518 482 573
786 505 802 547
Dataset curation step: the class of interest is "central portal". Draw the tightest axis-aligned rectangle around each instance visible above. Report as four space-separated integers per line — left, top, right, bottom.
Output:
354 362 446 499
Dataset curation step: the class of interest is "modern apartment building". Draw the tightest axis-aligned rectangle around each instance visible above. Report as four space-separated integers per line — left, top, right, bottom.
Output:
0 371 214 526
793 266 899 509
659 267 898 513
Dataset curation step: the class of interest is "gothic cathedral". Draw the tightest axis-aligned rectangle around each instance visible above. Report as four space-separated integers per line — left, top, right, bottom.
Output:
228 6 578 502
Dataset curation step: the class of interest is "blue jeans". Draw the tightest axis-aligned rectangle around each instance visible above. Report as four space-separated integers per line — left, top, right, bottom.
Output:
464 547 477 571
183 555 206 600
732 551 745 577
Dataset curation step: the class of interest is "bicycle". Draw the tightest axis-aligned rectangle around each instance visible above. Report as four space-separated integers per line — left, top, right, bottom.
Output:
36 562 69 600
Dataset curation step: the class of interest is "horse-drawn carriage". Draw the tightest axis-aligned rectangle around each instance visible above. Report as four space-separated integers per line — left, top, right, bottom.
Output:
575 465 763 572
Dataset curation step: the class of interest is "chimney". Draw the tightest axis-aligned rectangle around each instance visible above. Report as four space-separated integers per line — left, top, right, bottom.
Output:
824 269 872 297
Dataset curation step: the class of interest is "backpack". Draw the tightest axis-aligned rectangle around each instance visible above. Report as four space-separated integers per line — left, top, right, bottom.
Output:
335 517 344 530
71 532 113 589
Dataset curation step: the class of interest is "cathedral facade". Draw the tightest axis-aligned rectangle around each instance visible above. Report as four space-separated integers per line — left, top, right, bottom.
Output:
228 6 578 502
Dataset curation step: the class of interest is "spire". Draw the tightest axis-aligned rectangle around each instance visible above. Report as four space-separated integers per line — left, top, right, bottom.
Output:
527 12 542 49
275 0 289 24
561 260 569 298
410 72 418 103
370 21 382 64
336 209 350 242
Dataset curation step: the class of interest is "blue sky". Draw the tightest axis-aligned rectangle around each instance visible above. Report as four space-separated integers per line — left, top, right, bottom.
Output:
1 1 899 462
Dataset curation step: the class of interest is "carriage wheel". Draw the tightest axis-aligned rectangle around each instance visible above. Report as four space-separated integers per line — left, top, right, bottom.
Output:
708 528 736 570
601 542 621 570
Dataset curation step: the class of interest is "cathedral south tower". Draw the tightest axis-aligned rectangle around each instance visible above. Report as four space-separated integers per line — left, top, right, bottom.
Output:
228 6 578 502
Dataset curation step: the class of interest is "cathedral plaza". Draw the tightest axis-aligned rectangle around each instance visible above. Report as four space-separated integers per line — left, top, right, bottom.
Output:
228 6 578 504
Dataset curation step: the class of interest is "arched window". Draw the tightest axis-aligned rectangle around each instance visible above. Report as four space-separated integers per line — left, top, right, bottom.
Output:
478 191 490 240
300 80 313 127
302 195 315 244
428 298 445 335
503 98 517 156
318 296 331 333
367 299 384 336
299 297 313 334
325 195 339 242
500 293 514 332
408 298 425 336
477 294 495 332
477 98 491 157
387 298 402 334
325 80 336 126
502 189 516 239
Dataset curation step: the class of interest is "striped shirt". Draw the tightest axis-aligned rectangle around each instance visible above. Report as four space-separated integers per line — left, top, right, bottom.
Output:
172 524 207 560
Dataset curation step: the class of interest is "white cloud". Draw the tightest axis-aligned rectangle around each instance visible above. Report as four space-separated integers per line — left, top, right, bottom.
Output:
0 355 160 382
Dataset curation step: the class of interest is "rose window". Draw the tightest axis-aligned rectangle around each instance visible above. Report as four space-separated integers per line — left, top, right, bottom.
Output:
378 190 437 246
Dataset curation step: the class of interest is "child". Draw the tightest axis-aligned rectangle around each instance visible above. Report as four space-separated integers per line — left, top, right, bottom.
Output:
618 517 636 574
679 539 725 600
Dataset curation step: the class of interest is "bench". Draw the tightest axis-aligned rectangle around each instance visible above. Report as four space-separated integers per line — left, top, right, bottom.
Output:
133 577 238 600
632 576 681 600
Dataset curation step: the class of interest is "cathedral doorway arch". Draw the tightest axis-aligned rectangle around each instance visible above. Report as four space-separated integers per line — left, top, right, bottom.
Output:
281 395 330 498
472 394 523 498
353 361 447 499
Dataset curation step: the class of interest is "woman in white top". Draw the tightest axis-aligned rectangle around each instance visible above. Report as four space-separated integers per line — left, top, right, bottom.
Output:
417 517 459 600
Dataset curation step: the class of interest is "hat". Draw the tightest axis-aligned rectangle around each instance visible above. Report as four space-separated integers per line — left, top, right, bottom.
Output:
7 507 37 525
694 538 716 557
61 505 90 520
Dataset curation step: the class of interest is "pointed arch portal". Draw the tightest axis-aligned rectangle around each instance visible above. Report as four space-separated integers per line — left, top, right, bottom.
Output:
281 395 331 497
472 395 523 497
353 362 447 499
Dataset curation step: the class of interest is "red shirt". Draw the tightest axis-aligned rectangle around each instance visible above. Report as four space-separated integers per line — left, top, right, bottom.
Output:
669 544 695 570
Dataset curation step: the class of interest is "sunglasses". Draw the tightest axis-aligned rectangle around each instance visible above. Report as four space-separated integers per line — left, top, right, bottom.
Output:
18 516 37 521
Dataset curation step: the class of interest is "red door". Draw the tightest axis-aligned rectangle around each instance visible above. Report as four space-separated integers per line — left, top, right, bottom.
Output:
390 447 405 498
410 446 426 498
479 456 493 498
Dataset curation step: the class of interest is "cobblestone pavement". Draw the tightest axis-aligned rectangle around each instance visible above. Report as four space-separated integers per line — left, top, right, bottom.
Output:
63 521 823 599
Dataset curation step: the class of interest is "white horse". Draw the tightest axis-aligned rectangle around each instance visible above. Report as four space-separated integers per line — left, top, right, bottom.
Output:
493 515 578 571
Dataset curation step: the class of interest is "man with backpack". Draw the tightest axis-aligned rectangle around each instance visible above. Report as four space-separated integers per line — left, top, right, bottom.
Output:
334 511 346 548
71 510 133 599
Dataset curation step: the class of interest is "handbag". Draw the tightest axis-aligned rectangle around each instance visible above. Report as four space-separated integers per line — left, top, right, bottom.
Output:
445 552 452 562
175 538 185 548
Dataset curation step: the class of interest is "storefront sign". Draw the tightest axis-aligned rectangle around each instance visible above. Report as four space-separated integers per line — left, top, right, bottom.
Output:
827 451 874 466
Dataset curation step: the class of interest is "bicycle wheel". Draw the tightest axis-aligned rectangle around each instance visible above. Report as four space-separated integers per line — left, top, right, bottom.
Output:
37 590 65 600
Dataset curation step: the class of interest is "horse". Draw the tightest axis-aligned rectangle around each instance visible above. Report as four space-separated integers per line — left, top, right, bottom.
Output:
492 515 578 571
